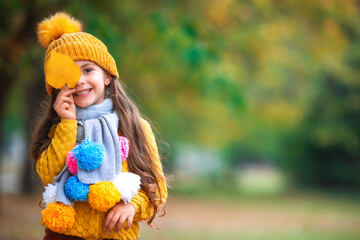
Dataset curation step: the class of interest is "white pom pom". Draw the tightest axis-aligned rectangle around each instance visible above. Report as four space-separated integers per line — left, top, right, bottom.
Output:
42 183 58 207
112 173 141 204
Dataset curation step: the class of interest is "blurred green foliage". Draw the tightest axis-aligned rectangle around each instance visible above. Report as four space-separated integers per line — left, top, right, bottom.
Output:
1 0 359 189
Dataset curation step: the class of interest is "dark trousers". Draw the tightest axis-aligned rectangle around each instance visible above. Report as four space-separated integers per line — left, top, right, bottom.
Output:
43 228 84 240
43 228 115 240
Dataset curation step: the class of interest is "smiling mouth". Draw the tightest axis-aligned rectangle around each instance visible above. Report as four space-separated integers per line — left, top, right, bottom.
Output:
75 89 92 96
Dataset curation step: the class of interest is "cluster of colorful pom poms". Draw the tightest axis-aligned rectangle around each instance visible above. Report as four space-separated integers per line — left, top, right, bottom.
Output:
42 136 133 233
65 137 130 208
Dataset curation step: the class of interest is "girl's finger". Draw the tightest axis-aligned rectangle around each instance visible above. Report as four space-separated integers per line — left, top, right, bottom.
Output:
60 84 68 91
124 216 133 231
104 211 114 230
62 102 70 111
106 212 121 233
60 88 76 97
55 95 74 109
61 96 74 105
116 215 127 232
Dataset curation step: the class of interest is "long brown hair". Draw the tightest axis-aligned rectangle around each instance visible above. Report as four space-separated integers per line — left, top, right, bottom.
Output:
30 77 165 226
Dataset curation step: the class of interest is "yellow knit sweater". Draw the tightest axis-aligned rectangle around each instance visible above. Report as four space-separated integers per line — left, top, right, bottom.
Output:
36 119 167 240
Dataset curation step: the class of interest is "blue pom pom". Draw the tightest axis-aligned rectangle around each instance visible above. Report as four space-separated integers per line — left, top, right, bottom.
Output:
73 139 104 171
65 175 89 201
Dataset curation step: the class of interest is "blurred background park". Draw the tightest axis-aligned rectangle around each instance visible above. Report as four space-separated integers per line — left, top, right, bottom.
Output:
1 0 360 239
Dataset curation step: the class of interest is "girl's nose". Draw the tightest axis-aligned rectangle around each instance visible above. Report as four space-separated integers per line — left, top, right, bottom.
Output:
76 74 85 86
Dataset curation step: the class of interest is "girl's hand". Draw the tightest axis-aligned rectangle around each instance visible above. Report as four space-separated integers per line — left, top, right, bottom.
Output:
54 85 76 120
104 201 136 233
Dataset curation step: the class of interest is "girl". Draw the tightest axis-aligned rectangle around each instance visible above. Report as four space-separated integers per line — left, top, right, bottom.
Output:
30 12 167 240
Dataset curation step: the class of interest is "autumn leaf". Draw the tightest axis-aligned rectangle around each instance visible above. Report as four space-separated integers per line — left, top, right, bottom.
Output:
45 51 81 89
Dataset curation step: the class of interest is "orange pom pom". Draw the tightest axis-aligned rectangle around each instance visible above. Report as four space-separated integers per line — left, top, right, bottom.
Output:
41 202 76 233
37 12 82 48
88 181 121 212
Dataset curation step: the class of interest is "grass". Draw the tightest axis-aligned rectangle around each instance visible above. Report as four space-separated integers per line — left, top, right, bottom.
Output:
140 186 360 240
142 230 360 240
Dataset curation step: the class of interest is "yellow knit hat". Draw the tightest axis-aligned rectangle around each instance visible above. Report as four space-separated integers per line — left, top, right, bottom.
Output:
37 12 119 95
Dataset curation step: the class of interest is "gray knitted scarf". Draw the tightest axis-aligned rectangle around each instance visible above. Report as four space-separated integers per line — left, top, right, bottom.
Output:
54 98 122 205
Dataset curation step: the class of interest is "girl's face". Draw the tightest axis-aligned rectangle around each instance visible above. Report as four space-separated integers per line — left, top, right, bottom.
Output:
73 60 111 108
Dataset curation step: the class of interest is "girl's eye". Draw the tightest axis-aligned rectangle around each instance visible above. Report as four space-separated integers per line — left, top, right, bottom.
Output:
84 68 93 73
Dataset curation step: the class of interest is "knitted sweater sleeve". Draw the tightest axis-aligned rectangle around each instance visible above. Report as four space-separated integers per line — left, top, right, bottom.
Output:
130 119 168 222
36 119 77 185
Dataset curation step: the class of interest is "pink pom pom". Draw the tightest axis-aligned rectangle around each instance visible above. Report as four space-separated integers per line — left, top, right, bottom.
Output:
119 136 129 162
66 152 78 175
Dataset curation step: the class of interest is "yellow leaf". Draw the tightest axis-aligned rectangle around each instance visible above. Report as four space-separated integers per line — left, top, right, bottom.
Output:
45 51 81 89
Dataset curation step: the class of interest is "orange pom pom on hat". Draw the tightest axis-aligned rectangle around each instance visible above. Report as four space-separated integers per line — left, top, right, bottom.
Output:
37 12 119 95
